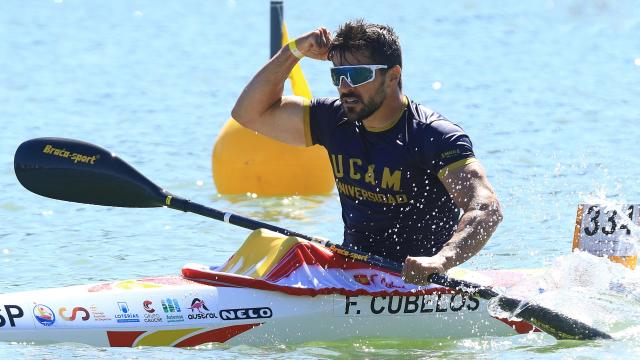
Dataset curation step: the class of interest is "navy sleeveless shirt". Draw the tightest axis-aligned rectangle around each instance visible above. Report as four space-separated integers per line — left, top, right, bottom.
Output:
304 97 476 263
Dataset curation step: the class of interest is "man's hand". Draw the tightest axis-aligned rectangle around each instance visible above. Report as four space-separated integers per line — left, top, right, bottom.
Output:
402 255 447 285
295 27 332 60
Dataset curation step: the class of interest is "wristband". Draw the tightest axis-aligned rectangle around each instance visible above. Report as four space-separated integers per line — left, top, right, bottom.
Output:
288 40 304 59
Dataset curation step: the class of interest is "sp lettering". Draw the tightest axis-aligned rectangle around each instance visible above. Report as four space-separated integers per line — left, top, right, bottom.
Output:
0 305 24 327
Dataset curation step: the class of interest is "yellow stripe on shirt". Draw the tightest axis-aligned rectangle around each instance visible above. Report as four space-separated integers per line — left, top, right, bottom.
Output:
302 98 313 146
437 157 478 179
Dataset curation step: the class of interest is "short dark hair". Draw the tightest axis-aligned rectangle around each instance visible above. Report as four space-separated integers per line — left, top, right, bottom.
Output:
329 19 402 88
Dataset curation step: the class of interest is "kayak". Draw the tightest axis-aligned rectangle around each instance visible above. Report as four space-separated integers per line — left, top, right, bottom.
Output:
7 137 614 346
0 263 538 347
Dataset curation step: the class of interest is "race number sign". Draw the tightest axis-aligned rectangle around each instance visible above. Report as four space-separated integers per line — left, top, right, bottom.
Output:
572 204 639 269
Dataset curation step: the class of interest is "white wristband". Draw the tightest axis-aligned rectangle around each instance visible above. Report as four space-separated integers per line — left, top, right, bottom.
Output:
288 40 304 59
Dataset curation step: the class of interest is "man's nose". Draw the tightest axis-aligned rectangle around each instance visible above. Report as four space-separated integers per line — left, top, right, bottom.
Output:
337 76 354 89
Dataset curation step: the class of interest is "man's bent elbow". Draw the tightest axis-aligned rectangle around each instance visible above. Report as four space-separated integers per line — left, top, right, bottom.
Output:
231 105 254 129
487 198 503 228
474 196 503 228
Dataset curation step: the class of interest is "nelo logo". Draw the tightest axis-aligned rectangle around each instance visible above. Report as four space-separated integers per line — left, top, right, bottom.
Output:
220 307 272 321
0 305 24 327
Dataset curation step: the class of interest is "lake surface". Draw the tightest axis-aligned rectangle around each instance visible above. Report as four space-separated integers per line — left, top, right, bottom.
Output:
1 0 640 358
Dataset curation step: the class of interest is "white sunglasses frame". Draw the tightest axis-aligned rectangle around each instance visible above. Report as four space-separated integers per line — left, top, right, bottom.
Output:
330 65 388 87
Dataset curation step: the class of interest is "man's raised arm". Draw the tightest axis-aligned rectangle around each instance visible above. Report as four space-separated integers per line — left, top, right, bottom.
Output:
231 28 332 147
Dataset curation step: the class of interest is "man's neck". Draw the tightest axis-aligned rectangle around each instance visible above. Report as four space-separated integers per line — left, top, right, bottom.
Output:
362 91 406 129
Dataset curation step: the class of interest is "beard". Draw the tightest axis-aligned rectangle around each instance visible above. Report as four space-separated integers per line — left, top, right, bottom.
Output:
341 83 387 123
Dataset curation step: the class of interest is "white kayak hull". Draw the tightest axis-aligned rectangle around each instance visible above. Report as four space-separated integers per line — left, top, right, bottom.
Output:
0 272 534 347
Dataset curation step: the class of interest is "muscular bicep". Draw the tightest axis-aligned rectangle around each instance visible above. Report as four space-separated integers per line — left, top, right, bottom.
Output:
235 95 308 147
438 160 500 212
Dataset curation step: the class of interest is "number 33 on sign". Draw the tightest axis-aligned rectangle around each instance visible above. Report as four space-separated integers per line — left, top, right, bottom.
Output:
573 204 639 269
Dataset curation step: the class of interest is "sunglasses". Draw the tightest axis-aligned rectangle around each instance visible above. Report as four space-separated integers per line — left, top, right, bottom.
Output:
330 65 388 87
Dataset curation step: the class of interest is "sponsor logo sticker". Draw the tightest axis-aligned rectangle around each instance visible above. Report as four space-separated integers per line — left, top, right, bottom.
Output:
353 274 371 285
188 298 216 320
143 300 155 313
58 307 90 321
142 300 163 323
160 298 184 323
219 307 272 321
115 302 140 323
33 304 56 326
89 304 112 321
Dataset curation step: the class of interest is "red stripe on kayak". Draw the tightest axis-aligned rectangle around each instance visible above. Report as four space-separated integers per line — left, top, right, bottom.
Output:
173 323 262 347
494 317 540 334
107 330 146 347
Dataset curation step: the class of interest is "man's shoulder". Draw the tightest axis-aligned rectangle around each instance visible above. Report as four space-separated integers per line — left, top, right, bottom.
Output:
311 97 341 108
407 99 466 135
309 97 345 126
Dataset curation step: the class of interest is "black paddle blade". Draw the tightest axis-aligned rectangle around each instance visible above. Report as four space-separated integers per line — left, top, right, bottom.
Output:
14 137 166 208
498 297 612 340
429 274 612 340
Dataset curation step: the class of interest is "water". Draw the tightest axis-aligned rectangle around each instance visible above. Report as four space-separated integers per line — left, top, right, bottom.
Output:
1 0 640 358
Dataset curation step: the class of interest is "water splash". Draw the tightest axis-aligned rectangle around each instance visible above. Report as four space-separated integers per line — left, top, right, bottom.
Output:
488 252 640 339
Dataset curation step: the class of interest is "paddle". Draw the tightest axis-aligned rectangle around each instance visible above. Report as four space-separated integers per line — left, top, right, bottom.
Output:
14 137 612 341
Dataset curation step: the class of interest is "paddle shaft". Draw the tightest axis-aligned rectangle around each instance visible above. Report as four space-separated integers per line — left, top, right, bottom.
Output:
170 195 507 299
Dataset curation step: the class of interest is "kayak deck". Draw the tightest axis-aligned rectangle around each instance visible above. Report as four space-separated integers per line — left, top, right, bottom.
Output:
0 269 537 347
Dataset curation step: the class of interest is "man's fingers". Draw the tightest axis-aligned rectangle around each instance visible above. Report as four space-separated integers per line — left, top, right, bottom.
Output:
402 257 417 281
321 28 331 46
402 256 447 285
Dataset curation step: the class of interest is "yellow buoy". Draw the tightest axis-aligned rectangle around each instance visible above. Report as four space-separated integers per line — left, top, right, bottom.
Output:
212 120 333 195
212 16 334 196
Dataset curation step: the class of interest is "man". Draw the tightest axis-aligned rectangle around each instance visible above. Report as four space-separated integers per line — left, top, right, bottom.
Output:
232 20 502 285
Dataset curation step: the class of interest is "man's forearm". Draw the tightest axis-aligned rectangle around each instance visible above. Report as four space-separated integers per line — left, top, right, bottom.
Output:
436 201 503 271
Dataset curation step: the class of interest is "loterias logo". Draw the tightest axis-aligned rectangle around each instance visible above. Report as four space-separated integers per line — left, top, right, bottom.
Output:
219 307 272 321
0 305 24 327
187 298 216 320
33 304 56 326
58 307 90 321
115 302 140 323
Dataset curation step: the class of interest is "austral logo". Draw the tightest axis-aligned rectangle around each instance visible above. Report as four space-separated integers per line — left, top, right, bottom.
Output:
58 307 90 321
0 305 24 327
187 298 216 320
115 302 140 323
33 304 56 326
219 307 272 321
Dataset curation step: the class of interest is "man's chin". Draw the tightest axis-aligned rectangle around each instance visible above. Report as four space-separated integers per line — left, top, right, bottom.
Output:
342 107 362 122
